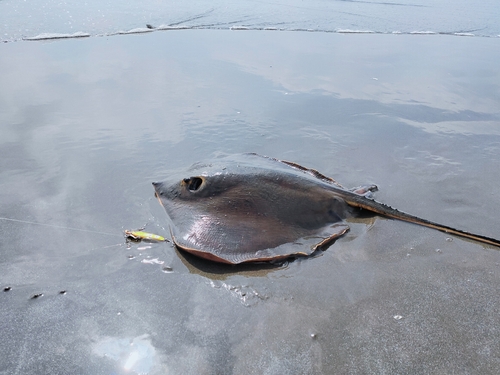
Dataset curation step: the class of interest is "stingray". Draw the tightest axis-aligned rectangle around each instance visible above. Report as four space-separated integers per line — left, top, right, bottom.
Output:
153 153 500 264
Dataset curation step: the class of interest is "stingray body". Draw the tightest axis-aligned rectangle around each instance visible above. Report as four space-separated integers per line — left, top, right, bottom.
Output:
153 153 500 264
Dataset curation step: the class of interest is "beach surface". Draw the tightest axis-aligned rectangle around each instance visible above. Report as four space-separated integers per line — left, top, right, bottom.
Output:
1 29 500 374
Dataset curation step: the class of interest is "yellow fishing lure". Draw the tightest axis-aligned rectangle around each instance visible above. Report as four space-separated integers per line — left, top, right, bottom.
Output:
124 230 166 242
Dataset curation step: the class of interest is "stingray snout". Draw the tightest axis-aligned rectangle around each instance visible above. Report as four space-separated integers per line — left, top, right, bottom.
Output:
152 181 163 198
152 180 183 201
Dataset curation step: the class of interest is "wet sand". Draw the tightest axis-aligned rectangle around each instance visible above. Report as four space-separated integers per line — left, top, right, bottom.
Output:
1 30 499 374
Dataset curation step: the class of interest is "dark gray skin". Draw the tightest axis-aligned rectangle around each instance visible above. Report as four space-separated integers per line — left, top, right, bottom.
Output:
153 153 500 264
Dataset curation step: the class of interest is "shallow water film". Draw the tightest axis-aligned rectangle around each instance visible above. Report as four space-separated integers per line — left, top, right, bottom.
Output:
1 0 500 41
1 28 500 374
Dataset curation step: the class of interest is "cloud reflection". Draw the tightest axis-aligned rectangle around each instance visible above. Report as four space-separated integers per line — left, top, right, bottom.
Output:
93 334 159 374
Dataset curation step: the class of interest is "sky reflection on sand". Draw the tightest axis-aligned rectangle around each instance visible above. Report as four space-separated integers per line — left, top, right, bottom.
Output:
1 30 500 374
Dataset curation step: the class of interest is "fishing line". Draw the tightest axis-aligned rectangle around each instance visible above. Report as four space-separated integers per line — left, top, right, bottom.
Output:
0 217 121 237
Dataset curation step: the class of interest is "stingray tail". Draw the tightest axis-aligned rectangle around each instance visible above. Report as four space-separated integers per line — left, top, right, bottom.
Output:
342 193 500 248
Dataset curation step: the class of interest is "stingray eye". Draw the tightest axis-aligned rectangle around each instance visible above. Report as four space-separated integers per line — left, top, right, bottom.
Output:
184 177 203 192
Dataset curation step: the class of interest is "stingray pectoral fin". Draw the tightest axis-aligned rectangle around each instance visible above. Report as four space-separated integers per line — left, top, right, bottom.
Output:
172 222 351 265
312 223 351 250
171 234 237 264
250 222 350 262
249 223 351 263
